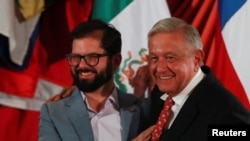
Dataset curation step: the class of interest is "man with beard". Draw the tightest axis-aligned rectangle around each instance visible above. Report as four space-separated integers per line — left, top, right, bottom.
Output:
38 19 152 141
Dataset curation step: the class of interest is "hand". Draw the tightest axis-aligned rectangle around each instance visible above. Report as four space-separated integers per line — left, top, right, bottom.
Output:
132 125 155 141
46 86 76 102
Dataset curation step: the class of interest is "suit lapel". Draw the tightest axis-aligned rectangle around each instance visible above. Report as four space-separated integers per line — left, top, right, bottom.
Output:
167 99 198 140
160 66 217 140
65 89 95 141
120 107 135 141
166 72 209 141
117 90 139 141
168 67 213 140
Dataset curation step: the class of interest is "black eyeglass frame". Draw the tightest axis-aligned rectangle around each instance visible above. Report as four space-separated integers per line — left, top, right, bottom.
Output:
65 53 110 67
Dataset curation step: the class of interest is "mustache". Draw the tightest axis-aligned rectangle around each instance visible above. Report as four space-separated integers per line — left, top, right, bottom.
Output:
75 68 97 74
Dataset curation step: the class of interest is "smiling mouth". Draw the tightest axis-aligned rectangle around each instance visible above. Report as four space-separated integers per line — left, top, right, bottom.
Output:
79 72 93 76
159 76 174 80
78 71 96 79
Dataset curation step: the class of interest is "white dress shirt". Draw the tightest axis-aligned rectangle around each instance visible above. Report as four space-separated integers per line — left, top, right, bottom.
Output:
160 68 205 128
81 88 122 141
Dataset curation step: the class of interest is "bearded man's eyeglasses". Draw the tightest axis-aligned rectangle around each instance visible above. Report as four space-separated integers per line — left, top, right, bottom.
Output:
66 53 110 67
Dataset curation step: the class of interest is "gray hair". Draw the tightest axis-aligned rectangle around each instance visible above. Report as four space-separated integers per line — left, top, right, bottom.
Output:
148 17 203 50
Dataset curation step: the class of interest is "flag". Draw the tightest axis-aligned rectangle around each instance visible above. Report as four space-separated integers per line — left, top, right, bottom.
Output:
218 0 250 109
0 0 92 141
167 0 249 110
91 0 171 95
15 0 44 21
0 0 41 69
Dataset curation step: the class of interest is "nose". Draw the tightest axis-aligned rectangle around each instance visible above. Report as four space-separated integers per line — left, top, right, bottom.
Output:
78 58 88 67
156 58 168 73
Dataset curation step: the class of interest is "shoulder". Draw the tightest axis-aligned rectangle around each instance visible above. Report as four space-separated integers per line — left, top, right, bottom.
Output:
40 89 82 114
116 89 151 110
40 100 67 117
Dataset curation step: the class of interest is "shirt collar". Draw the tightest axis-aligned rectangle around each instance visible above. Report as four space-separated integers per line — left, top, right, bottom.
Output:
81 87 120 110
160 68 205 106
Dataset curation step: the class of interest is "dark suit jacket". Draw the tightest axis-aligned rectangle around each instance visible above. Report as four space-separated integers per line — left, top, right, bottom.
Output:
151 66 250 141
39 88 151 141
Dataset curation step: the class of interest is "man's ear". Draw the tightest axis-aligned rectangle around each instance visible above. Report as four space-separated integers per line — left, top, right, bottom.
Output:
112 53 122 70
194 50 204 70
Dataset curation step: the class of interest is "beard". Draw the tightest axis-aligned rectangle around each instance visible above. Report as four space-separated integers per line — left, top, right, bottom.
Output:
71 61 113 92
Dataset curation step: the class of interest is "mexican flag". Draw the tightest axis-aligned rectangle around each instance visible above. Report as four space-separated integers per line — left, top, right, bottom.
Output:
91 0 170 94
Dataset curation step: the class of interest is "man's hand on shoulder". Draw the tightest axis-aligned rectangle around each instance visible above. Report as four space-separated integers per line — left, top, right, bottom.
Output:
46 86 76 103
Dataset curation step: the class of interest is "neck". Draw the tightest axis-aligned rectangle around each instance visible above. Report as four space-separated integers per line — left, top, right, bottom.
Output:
84 81 115 112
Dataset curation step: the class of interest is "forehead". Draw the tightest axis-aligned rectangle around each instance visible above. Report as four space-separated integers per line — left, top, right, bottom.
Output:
148 32 188 52
72 37 105 53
